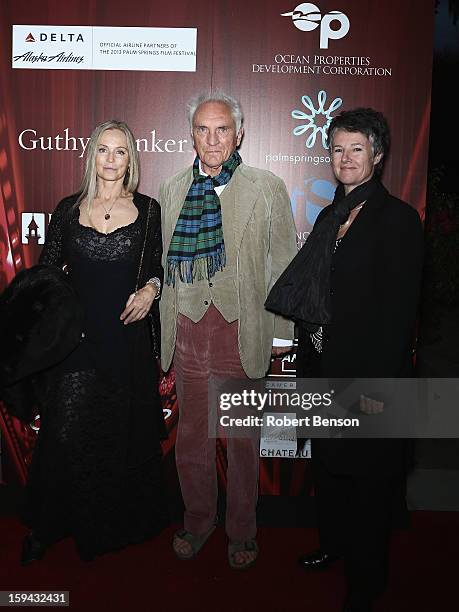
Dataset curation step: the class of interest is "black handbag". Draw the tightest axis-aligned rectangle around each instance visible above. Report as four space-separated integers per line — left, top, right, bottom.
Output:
135 198 161 359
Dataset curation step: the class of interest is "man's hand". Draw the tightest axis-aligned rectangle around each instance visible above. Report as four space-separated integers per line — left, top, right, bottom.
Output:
360 394 384 415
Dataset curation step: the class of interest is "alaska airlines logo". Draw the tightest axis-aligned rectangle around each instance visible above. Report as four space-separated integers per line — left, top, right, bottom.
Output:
281 3 350 49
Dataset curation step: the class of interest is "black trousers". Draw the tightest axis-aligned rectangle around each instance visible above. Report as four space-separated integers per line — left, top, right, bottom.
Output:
312 454 404 605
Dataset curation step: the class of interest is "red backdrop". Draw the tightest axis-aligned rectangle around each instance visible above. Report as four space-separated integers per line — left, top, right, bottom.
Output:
0 0 435 492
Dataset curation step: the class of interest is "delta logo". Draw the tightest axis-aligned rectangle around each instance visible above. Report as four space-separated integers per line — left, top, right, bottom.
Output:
23 31 84 43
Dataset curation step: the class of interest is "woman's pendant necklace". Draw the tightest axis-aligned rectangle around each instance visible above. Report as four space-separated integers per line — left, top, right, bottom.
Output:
101 200 117 220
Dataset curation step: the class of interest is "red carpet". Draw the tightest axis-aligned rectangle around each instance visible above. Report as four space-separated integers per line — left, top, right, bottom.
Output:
0 512 456 611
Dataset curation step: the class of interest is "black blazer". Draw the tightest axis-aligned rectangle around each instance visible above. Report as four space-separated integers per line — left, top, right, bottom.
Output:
322 183 423 378
297 182 424 475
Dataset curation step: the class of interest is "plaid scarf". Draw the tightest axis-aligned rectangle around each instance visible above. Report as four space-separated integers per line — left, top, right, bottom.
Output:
166 151 242 286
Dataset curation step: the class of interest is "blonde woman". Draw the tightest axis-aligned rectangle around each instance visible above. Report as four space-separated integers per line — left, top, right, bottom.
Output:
21 120 167 564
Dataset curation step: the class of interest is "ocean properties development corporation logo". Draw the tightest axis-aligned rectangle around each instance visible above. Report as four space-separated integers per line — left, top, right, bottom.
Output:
281 3 350 48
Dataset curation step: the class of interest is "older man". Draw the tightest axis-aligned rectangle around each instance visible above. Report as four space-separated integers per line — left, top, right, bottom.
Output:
159 92 297 568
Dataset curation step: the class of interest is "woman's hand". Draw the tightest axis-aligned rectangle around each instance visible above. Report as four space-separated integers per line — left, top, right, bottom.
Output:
120 284 157 325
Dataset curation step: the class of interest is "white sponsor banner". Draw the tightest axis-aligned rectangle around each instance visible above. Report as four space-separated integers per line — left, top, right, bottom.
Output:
12 25 197 72
93 26 197 71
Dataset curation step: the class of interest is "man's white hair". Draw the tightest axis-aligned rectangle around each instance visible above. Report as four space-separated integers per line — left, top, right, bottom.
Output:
187 91 244 133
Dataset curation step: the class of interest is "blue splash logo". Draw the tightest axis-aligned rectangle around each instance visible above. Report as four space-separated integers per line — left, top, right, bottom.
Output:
291 178 335 232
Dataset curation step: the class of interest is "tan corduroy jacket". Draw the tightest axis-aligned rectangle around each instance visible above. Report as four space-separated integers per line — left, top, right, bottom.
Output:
159 163 297 379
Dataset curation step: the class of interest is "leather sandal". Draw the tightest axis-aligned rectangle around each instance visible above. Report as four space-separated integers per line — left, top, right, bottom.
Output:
172 526 216 560
228 539 259 570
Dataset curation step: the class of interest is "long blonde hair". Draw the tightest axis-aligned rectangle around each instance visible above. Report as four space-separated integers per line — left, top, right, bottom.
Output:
75 119 140 212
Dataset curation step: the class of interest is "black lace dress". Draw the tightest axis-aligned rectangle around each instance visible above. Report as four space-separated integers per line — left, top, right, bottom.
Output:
25 192 167 559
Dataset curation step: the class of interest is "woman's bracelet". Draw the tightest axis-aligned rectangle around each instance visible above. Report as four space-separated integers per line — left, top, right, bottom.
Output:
145 277 161 299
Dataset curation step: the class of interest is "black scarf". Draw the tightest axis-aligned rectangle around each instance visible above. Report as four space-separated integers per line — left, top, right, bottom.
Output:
265 176 383 332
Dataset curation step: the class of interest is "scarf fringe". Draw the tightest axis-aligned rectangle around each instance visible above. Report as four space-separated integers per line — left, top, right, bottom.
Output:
166 249 227 286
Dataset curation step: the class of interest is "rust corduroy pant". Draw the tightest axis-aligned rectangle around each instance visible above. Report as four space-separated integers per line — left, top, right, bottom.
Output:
173 305 259 542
